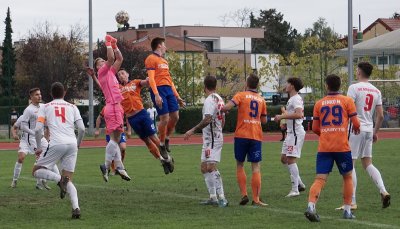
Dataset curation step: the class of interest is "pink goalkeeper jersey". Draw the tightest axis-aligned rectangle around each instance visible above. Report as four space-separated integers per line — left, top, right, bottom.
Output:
98 64 123 104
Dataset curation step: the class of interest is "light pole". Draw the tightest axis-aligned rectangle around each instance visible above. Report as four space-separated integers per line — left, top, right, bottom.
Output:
348 0 354 85
162 0 166 39
88 0 94 135
184 30 187 101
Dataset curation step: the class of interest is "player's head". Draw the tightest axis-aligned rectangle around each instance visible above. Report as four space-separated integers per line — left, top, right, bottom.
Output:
204 75 217 92
246 73 259 90
117 68 129 84
325 74 341 92
51 82 65 99
29 88 41 104
151 37 166 53
286 77 304 93
357 62 373 79
94 57 105 71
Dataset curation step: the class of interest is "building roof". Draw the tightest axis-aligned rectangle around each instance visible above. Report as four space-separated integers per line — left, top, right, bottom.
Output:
337 28 400 56
363 18 400 34
130 34 206 52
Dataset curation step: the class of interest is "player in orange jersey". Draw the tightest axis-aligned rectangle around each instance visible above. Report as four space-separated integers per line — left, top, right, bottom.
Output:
117 69 174 174
145 37 185 156
304 74 360 222
221 74 268 207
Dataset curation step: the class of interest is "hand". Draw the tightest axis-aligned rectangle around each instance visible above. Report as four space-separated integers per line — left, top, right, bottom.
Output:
177 97 186 108
184 129 195 140
373 133 378 143
35 148 43 159
155 94 163 109
126 131 132 139
12 134 19 141
274 115 282 123
86 67 95 77
94 130 100 138
352 127 360 135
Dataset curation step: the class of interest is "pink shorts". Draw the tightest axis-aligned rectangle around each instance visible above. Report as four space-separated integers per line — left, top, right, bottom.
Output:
104 103 124 134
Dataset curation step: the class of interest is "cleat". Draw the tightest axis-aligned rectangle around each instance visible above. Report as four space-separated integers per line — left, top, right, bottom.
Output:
35 183 44 190
165 138 171 152
239 195 249 205
381 193 391 208
343 210 356 219
218 198 229 207
159 145 169 160
58 176 69 199
199 198 218 206
71 208 81 219
115 168 131 181
335 204 357 210
251 200 268 207
41 180 51 190
166 156 174 173
161 160 170 175
298 184 306 192
304 207 320 222
99 164 109 182
286 190 300 197
10 180 17 188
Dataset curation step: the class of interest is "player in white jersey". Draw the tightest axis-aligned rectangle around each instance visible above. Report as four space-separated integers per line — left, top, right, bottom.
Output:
11 115 24 140
336 62 390 210
10 88 58 190
274 77 306 197
184 76 228 207
32 82 85 219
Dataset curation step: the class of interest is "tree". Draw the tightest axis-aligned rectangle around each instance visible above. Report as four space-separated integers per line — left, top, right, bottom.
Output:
1 7 16 97
251 9 300 56
391 12 400 19
219 8 253 27
15 22 87 102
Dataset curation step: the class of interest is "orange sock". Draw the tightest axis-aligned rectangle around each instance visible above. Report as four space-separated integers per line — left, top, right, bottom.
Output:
343 174 353 205
236 167 247 197
251 172 261 203
158 123 167 143
146 140 161 159
308 177 326 203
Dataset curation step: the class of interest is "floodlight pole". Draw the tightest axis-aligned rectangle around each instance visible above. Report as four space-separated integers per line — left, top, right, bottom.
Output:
162 0 166 40
88 0 94 135
348 0 354 85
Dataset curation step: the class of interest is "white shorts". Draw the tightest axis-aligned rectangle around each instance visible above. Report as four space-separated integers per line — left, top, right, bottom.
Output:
201 141 223 163
36 143 78 172
281 133 305 158
18 138 49 155
350 132 373 159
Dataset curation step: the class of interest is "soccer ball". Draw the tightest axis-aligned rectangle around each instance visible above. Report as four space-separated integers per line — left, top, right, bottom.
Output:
115 10 130 25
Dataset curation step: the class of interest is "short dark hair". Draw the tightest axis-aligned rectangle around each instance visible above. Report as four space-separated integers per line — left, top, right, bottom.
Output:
204 75 217 91
246 74 259 90
357 62 373 78
287 77 304 92
51 82 65 99
151 37 165 51
325 74 341 92
117 68 128 73
29 88 40 96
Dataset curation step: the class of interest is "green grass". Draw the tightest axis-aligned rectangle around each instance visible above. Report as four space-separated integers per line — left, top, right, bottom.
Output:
0 139 399 229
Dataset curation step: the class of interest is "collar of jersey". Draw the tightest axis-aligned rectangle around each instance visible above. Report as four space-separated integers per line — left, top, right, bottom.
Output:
246 89 258 93
327 92 340 95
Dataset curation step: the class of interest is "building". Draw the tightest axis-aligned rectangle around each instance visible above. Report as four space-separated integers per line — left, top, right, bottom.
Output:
363 18 400 41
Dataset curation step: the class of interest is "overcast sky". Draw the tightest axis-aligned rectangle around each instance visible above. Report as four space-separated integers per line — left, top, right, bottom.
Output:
1 0 399 43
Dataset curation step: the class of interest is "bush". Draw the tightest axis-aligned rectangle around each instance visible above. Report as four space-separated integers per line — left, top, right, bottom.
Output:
175 104 315 134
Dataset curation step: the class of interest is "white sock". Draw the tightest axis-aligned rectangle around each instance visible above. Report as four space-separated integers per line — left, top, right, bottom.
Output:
13 162 22 180
203 172 216 200
52 164 60 175
114 160 125 170
288 163 299 192
298 175 305 187
307 202 315 211
366 164 387 194
33 168 61 182
67 182 79 210
352 168 357 204
105 140 119 164
211 170 225 199
344 205 351 213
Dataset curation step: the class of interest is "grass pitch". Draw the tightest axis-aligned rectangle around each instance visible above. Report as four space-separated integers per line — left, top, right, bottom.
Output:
0 139 399 228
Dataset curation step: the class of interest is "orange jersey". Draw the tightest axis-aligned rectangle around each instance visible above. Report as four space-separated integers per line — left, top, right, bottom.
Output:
313 93 359 152
231 90 267 141
145 53 174 95
119 80 144 114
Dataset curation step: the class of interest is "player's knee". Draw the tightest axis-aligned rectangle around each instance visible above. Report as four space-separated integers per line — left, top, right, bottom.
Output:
280 155 287 164
17 156 25 163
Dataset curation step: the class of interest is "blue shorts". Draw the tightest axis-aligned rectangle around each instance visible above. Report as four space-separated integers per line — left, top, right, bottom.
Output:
316 152 353 175
106 132 127 144
128 109 156 139
234 137 262 163
150 85 179 116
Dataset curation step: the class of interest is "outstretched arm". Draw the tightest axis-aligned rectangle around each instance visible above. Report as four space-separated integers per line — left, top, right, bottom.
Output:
112 48 123 72
184 114 212 140
221 101 235 113
86 67 101 89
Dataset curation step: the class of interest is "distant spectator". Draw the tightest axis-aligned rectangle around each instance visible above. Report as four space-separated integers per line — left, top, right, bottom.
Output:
10 108 19 126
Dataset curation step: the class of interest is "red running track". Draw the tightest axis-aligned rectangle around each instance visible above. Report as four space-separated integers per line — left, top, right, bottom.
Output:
1 131 399 150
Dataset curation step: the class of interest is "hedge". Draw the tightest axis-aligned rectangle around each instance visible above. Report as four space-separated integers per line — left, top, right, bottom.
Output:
175 104 315 134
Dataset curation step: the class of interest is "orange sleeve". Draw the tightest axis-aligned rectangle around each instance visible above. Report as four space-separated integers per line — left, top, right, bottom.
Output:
37 116 46 123
231 93 241 106
312 103 321 135
348 98 360 130
145 56 159 95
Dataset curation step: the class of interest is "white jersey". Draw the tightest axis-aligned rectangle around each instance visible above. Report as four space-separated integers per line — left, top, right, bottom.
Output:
286 94 305 135
347 82 382 132
38 99 82 145
202 93 224 144
147 107 157 121
21 103 44 144
14 115 24 128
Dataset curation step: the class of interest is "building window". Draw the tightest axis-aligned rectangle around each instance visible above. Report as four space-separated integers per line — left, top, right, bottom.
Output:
378 56 388 65
394 55 400 65
202 41 214 52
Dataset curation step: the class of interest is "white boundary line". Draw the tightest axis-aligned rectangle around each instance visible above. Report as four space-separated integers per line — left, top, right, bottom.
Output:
12 176 399 229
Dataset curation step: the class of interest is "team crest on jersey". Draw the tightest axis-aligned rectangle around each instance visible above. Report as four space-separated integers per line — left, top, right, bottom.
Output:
158 63 169 69
121 84 137 93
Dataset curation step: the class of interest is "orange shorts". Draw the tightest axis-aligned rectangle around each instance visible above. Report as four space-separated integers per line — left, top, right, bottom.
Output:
104 103 124 134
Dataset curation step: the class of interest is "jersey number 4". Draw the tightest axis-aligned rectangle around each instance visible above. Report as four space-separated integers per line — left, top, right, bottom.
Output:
55 106 66 123
321 105 343 126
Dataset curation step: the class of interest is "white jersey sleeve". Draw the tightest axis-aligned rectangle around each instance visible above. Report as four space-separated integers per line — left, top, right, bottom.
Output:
286 94 305 134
